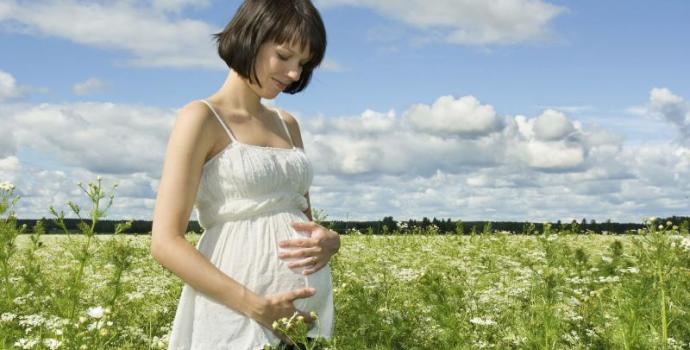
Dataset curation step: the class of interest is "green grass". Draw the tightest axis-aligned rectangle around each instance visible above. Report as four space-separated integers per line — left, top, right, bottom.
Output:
2 231 689 349
2 180 690 349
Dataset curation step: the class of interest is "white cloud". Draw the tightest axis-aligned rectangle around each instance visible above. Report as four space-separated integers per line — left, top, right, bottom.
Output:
0 124 16 158
150 0 211 13
0 69 24 101
6 163 160 220
3 87 689 223
0 0 222 69
532 109 576 141
627 88 690 145
536 105 594 114
10 102 174 177
304 95 609 178
648 88 690 141
0 156 20 186
405 95 504 137
523 140 584 170
317 0 565 45
299 91 690 222
72 78 106 96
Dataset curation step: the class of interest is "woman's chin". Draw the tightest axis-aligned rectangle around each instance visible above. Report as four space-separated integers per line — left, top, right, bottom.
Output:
260 91 281 100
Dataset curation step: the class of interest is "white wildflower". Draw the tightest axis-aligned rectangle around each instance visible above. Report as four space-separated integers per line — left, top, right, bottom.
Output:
151 336 166 349
87 306 104 319
43 338 62 350
470 317 497 326
1 312 17 322
14 337 39 349
473 340 490 348
619 266 640 274
601 255 613 263
396 268 419 282
502 333 527 346
18 314 45 328
0 181 14 191
562 330 580 345
597 275 620 283
680 237 690 252
127 291 145 301
87 319 105 331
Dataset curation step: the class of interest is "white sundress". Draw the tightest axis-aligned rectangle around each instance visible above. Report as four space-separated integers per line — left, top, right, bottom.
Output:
167 100 334 350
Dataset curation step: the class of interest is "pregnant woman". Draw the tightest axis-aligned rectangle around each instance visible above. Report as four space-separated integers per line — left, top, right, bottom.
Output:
150 1 339 348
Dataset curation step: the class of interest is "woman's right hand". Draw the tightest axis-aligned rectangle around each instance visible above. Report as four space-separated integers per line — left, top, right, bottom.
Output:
253 287 317 343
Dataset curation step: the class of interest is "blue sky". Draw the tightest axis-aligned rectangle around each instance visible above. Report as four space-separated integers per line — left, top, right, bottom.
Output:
1 0 689 223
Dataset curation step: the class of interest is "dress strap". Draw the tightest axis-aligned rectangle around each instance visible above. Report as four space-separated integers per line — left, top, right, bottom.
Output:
273 108 294 146
198 99 238 143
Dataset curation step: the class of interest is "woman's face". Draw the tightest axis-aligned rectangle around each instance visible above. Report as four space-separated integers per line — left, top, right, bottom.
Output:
249 40 311 99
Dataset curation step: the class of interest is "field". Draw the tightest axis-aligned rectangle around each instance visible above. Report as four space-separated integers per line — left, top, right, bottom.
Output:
2 180 690 349
2 229 690 349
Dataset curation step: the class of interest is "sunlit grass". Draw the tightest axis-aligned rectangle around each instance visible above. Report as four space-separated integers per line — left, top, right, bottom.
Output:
2 180 690 349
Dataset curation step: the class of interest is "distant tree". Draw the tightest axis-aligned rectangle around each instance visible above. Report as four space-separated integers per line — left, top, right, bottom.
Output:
381 216 396 234
421 217 431 229
455 220 464 235
681 219 690 235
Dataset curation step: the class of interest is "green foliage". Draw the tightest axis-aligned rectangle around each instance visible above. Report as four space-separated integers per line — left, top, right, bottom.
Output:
482 221 492 235
311 207 330 229
455 220 464 235
681 219 690 235
2 179 690 349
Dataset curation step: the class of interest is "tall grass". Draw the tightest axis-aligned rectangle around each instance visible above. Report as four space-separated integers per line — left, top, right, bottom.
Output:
1 180 689 349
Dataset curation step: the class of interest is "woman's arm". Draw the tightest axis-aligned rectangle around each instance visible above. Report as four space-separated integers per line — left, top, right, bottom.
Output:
303 191 313 221
279 110 340 274
150 101 266 318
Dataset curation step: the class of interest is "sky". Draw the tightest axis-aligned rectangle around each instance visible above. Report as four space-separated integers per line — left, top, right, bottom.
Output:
1 0 689 224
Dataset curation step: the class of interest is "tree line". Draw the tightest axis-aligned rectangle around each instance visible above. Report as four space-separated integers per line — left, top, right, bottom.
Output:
15 215 690 235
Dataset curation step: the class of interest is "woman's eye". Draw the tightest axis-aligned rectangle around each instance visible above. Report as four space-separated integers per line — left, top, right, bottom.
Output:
277 54 288 61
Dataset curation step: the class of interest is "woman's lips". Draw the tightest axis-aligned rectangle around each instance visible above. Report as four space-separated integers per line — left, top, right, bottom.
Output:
273 78 288 90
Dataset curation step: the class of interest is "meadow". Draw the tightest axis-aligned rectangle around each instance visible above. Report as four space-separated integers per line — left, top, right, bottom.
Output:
1 180 690 349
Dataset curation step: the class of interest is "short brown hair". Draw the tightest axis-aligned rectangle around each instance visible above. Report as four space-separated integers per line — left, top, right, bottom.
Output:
214 0 327 94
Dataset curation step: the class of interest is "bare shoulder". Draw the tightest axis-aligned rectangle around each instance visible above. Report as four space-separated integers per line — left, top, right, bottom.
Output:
168 100 218 160
177 100 213 126
274 108 298 128
276 108 305 148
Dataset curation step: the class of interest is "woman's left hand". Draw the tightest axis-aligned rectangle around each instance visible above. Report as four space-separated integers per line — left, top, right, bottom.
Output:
279 222 340 275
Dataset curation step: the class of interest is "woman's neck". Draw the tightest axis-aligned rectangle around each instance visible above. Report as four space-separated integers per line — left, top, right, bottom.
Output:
209 70 265 116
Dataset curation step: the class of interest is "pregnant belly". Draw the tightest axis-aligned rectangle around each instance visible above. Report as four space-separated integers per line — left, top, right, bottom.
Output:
201 211 333 312
270 226 333 313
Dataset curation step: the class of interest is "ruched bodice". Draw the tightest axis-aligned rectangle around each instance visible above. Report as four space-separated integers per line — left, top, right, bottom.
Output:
168 100 333 350
195 143 313 228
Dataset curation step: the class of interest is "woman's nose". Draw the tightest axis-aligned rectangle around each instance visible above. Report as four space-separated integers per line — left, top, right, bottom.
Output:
287 66 302 81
